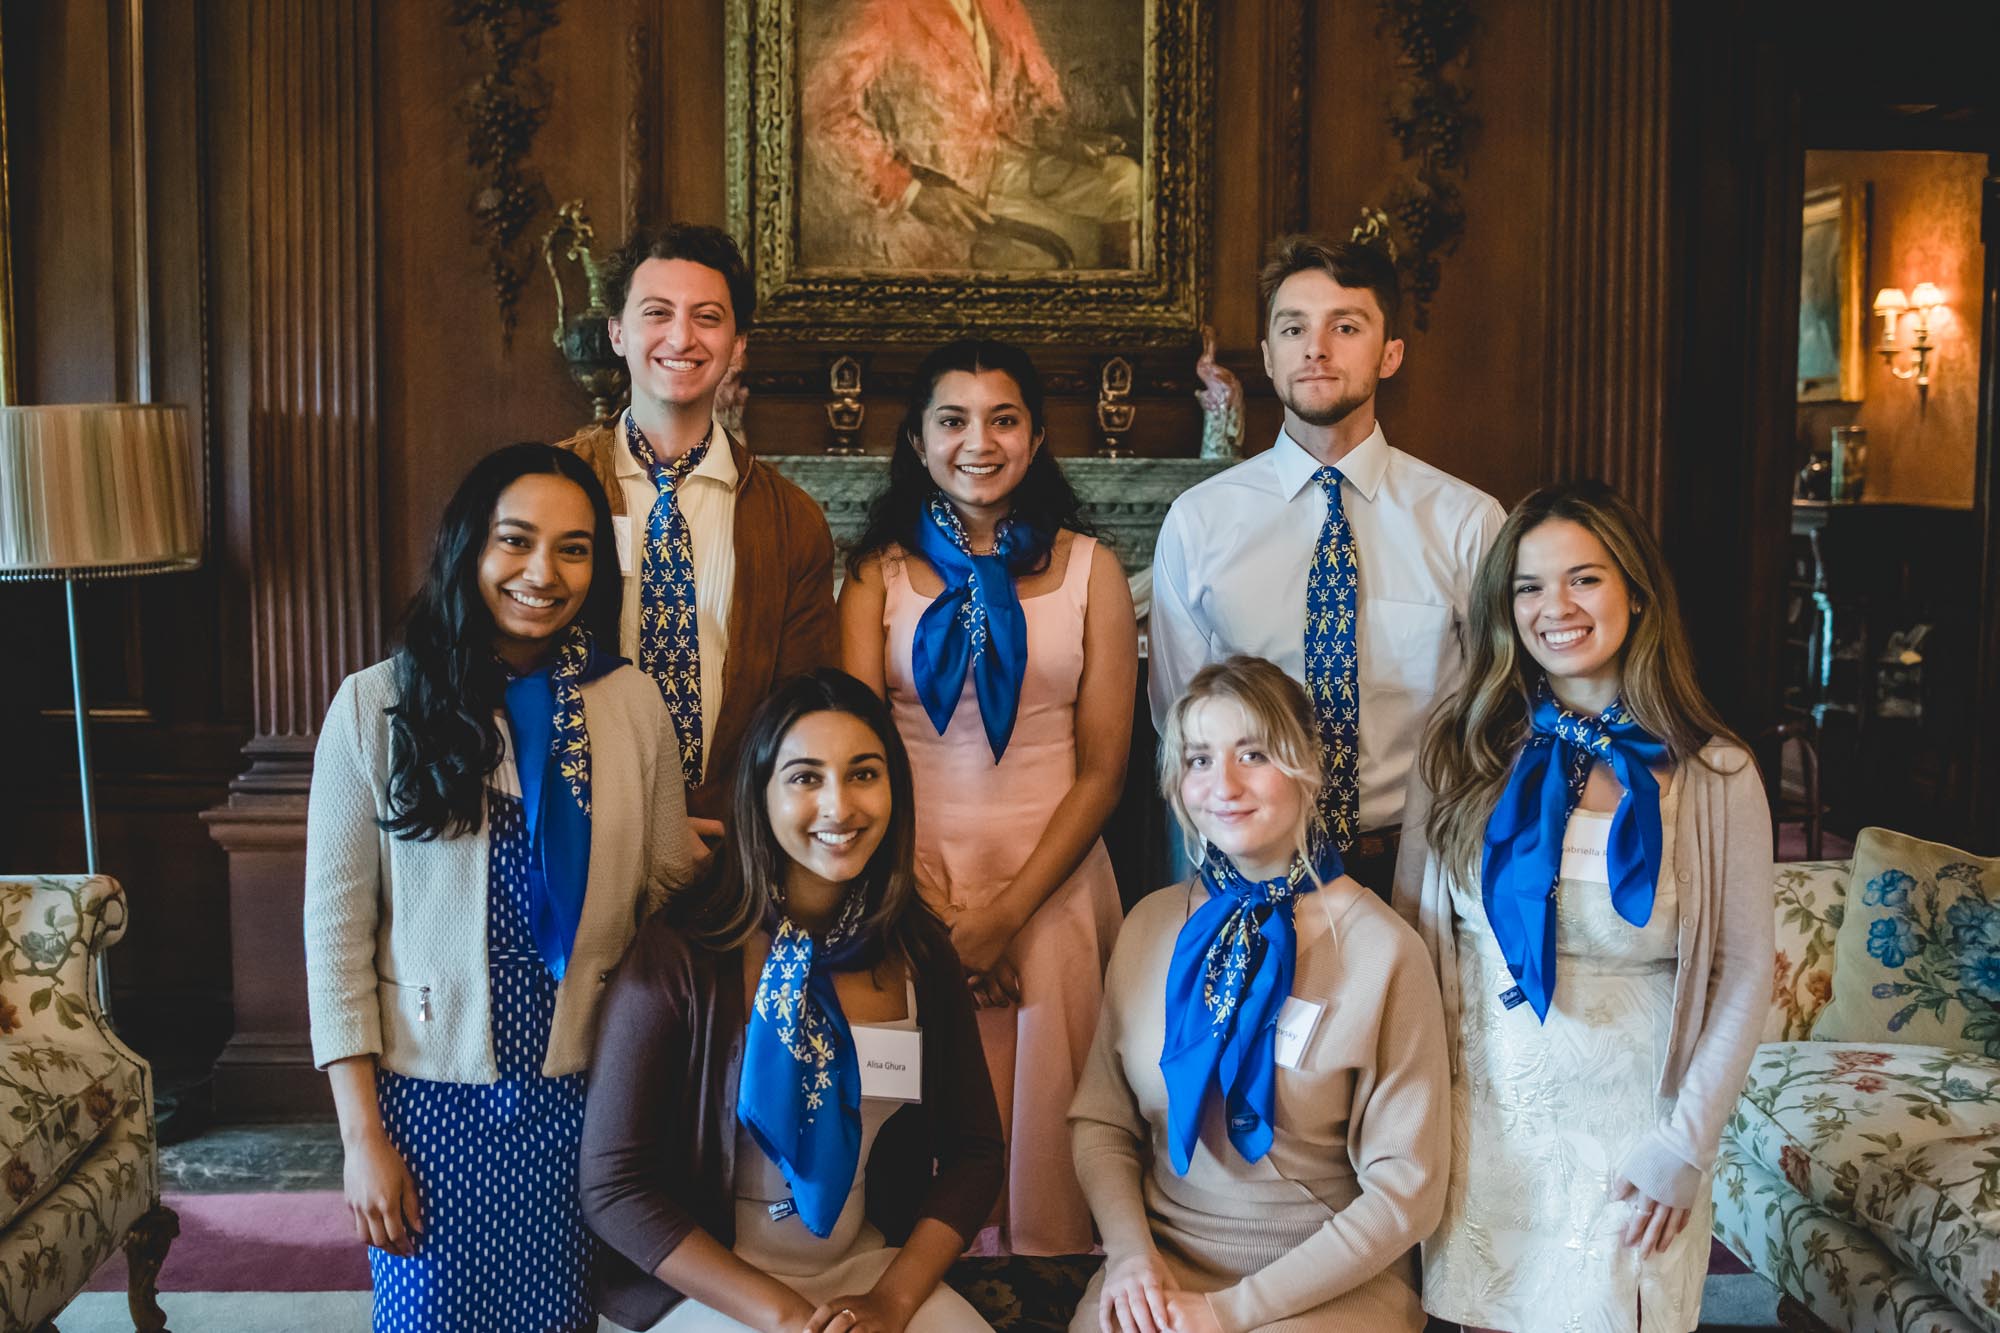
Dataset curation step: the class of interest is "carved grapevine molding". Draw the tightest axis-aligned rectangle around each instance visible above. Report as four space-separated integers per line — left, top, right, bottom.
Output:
1368 0 1476 332
447 0 559 341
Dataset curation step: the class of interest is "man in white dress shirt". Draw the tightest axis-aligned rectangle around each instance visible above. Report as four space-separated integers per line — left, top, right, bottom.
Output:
1148 236 1505 894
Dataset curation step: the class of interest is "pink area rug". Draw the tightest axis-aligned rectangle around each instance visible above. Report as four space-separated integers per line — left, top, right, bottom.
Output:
84 1190 1752 1296
88 1192 368 1293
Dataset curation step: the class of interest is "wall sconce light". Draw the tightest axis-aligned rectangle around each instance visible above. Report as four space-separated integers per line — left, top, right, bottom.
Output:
1872 282 1945 403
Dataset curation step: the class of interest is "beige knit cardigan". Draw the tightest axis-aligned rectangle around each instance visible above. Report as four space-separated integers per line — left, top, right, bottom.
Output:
1391 738 1773 1208
305 658 697 1082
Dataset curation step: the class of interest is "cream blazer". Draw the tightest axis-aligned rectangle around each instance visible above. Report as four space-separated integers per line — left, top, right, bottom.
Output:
304 658 697 1082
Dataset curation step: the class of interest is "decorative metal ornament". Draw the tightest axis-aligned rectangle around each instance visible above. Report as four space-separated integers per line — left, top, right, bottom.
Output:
824 355 865 456
1096 356 1136 459
541 200 627 423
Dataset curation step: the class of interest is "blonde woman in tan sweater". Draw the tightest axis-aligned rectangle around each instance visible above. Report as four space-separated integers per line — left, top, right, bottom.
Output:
1395 480 1772 1333
1068 656 1449 1333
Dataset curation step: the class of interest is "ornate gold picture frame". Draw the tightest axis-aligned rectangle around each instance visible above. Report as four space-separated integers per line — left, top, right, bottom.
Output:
725 0 1210 345
1798 182 1867 404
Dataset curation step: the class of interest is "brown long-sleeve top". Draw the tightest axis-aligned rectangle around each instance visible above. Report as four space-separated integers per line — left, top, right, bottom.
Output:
578 910 1005 1332
1069 878 1451 1332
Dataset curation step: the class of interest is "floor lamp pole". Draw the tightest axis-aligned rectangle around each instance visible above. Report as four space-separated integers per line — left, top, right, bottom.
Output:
65 577 113 1019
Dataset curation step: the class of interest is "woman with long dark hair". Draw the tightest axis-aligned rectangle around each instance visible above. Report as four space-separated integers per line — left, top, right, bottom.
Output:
1395 479 1773 1333
579 669 1003 1333
839 338 1136 1256
305 442 697 1332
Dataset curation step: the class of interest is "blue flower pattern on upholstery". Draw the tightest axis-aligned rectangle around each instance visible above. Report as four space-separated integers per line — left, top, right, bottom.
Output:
1857 859 2000 1049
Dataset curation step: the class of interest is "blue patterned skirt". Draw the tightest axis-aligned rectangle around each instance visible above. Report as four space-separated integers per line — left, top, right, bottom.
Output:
369 794 595 1333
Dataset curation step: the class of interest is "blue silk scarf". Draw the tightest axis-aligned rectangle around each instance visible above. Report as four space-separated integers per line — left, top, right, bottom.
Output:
737 889 872 1239
1159 847 1320 1174
908 495 1040 762
1480 682 1669 1022
499 625 620 981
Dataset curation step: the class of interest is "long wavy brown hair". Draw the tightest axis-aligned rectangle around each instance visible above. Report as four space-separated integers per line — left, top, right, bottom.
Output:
1419 479 1743 878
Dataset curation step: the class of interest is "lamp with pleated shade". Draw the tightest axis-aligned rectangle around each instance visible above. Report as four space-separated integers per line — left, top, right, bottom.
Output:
0 403 203 1014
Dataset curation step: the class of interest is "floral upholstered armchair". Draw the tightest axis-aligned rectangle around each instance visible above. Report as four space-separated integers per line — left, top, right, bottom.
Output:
1714 838 2000 1333
0 875 176 1332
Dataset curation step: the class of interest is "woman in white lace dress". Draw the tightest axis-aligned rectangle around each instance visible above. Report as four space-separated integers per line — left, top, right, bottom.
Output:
1393 480 1772 1333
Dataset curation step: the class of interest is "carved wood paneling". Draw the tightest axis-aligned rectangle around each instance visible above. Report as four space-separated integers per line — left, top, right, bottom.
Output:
203 0 382 1115
1260 0 1310 239
245 0 382 743
1542 0 1671 525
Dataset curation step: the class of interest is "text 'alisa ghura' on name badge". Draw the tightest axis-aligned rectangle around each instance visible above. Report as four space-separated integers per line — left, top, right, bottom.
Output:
852 1025 923 1102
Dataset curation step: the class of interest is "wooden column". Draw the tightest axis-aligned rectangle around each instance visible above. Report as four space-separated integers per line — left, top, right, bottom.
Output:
1541 0 1672 524
202 0 381 1116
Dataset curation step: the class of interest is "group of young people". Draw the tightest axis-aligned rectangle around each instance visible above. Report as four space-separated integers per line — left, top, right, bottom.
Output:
304 223 1773 1333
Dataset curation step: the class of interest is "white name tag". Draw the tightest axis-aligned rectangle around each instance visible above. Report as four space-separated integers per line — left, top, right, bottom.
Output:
1273 996 1324 1070
611 516 634 574
1559 813 1613 885
853 1025 923 1102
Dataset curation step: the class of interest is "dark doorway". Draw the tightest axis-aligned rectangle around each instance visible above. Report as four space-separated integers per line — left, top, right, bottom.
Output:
1781 148 1991 852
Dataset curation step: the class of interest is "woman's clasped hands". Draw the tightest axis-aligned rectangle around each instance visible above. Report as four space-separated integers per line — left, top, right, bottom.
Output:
1097 1252 1222 1333
782 1286 920 1333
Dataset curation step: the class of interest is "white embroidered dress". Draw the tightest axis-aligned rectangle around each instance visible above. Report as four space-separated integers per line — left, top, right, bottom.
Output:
1423 779 1712 1333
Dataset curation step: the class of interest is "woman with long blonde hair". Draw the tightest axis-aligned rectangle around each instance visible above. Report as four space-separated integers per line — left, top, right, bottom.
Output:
1071 656 1448 1332
1394 479 1772 1333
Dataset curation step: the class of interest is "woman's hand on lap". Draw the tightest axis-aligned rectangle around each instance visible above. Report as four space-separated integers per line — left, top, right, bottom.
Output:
804 1290 912 1333
1098 1251 1177 1333
1159 1291 1221 1333
343 1127 423 1257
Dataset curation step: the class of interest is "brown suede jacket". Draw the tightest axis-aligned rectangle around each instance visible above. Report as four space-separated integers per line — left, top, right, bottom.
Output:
553 421 840 820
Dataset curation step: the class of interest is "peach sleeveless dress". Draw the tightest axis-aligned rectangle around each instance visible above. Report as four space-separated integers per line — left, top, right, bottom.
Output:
881 533 1123 1256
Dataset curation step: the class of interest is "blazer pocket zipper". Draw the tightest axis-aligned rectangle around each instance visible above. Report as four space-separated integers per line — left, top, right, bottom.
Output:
382 977 433 1022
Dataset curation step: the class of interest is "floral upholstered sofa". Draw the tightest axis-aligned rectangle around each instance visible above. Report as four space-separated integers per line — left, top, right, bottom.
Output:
1714 837 2000 1333
0 875 176 1332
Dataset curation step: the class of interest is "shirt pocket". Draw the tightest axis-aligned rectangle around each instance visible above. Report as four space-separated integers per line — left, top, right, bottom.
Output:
1359 598 1454 695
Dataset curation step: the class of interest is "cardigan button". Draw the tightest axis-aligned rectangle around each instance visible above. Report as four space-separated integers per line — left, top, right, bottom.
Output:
1676 869 1691 885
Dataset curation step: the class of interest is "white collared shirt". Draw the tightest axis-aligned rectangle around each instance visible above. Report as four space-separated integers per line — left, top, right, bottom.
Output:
1148 423 1506 830
610 409 739 772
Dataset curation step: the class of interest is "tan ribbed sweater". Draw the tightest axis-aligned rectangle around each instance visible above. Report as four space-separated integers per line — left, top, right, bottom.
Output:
1068 878 1450 1332
304 658 698 1082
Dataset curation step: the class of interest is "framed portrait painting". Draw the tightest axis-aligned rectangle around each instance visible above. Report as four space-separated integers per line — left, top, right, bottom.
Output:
725 0 1211 344
1797 183 1867 403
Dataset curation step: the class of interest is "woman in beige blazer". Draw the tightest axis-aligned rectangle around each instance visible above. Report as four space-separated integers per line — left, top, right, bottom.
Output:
303 443 698 1333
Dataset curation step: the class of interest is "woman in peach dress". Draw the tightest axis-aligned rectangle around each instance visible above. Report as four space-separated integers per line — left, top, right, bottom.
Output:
841 339 1136 1256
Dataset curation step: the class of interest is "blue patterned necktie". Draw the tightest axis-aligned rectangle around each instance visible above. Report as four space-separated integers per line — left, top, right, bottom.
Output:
737 889 871 1238
1304 466 1361 851
1159 848 1317 1174
1481 682 1669 1021
624 413 711 782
